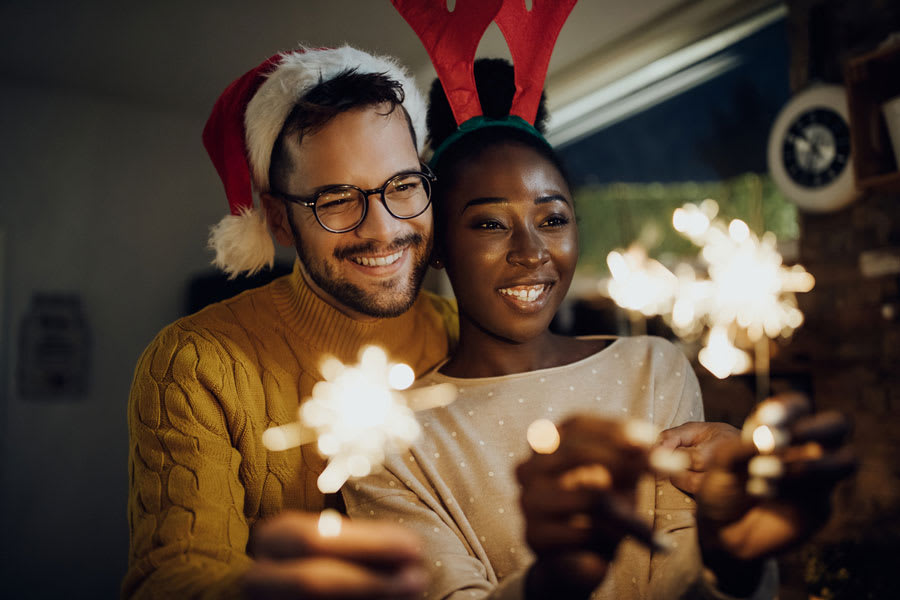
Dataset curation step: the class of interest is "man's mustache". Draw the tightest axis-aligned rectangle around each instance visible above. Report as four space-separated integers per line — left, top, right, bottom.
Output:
333 233 425 260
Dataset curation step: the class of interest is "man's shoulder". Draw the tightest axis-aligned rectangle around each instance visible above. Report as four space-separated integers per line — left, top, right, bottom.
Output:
145 280 283 353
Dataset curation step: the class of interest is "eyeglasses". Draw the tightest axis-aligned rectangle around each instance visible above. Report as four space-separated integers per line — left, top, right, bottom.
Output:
273 164 436 233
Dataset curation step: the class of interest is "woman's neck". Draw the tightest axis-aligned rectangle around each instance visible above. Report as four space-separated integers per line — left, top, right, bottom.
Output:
440 320 607 378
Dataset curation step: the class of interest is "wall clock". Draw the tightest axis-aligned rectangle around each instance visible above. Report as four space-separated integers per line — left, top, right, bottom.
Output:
767 84 858 212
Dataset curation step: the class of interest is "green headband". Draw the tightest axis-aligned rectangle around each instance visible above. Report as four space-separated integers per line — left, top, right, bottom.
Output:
428 115 552 169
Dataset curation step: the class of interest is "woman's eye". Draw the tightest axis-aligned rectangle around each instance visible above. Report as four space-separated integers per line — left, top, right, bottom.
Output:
542 215 570 227
475 220 504 230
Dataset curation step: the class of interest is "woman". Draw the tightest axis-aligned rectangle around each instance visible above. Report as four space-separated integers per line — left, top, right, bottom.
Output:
344 59 850 600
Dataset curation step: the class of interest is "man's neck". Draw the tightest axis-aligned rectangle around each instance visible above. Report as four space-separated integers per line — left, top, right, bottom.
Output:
295 259 381 323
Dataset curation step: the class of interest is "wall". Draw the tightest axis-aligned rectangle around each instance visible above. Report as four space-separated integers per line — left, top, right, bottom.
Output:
0 81 225 598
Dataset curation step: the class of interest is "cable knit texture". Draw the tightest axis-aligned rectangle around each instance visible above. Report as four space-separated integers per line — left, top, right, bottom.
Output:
124 260 457 599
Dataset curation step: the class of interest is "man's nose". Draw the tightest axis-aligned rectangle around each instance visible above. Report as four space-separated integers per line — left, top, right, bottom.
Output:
355 192 404 241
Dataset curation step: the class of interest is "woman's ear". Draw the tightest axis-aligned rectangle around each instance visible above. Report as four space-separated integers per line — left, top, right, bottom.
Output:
430 247 445 270
260 193 295 248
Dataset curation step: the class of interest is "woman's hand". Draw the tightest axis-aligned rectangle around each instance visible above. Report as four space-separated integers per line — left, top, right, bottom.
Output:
516 416 656 599
656 421 741 495
694 394 856 594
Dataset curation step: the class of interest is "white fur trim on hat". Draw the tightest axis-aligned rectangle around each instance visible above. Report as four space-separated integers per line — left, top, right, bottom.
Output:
244 44 427 193
208 207 274 279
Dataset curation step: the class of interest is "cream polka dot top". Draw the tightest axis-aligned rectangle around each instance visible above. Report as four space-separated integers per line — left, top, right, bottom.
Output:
343 336 776 600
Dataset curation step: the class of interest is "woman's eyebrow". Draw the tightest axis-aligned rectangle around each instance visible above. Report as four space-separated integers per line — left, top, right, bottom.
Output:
462 197 507 213
462 193 569 214
536 194 569 206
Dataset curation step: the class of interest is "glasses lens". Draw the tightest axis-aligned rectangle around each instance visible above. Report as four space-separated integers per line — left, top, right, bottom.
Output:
315 187 365 232
384 174 431 218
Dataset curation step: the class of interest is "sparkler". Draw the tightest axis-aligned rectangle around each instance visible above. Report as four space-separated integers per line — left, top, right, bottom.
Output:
263 345 457 494
603 199 815 381
742 400 791 497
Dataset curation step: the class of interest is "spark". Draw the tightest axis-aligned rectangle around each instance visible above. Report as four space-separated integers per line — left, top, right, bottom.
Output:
602 200 814 378
262 345 457 493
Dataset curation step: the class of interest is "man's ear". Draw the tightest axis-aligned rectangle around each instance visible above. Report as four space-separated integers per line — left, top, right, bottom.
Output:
260 193 295 248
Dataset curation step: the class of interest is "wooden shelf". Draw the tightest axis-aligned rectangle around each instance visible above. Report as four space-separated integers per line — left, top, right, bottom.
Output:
845 42 900 192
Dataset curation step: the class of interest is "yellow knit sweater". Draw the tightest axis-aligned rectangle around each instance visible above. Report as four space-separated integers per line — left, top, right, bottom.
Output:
124 261 457 599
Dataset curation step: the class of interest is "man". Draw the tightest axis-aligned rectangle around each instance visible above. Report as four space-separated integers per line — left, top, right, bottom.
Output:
124 45 455 599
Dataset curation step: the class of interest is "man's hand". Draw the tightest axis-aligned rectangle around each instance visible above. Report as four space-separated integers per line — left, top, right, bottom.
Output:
516 416 656 599
656 421 740 494
242 510 428 600
694 394 856 595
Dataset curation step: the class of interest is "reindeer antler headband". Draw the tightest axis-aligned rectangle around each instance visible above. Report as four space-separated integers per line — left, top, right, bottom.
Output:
392 0 577 166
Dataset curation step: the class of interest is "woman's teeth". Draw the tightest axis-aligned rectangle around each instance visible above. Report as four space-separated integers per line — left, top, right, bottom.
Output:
498 284 547 302
351 250 403 267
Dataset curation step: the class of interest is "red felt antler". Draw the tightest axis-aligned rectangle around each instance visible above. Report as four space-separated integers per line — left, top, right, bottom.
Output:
391 0 502 125
495 0 577 124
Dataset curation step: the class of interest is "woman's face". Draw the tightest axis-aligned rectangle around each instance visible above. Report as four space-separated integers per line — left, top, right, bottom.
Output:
438 142 578 344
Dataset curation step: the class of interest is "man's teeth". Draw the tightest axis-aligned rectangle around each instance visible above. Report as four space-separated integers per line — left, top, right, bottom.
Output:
351 250 403 267
499 284 547 302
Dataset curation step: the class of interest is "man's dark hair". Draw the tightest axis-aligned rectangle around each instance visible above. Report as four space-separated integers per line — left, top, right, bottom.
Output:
269 69 417 192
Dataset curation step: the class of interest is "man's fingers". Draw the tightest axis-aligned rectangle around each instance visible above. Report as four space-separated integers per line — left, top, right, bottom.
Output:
251 512 422 566
521 482 602 516
782 445 858 483
791 411 851 448
244 558 428 600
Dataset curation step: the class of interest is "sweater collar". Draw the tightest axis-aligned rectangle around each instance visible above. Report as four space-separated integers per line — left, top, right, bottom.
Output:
271 259 431 363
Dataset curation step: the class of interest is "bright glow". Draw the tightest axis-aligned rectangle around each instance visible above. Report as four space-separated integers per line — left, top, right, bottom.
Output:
649 447 690 474
560 464 612 491
748 455 783 478
601 199 814 378
388 363 415 390
262 345 456 493
527 419 560 454
698 327 752 379
728 219 750 243
605 245 677 316
318 509 343 538
623 419 659 446
262 422 311 451
752 425 777 453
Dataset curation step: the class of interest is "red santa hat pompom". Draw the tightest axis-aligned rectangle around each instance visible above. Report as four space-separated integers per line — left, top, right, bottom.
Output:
203 45 427 278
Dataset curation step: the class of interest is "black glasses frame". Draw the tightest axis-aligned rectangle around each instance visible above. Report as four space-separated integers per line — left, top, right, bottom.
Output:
273 163 436 233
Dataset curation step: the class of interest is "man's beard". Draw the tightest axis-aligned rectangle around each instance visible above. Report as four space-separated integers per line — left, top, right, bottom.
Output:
290 220 431 318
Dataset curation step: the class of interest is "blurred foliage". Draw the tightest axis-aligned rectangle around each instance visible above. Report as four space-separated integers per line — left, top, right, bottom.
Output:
573 173 799 277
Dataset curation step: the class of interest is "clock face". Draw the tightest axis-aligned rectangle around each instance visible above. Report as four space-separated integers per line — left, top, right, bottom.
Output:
767 85 858 213
781 107 851 188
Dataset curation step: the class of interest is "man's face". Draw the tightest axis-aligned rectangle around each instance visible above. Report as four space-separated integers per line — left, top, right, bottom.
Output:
274 104 432 319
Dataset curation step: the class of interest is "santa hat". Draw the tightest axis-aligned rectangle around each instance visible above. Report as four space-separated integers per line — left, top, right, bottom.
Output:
203 45 427 278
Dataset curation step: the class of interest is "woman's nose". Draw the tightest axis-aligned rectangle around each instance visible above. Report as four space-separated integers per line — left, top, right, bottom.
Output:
507 228 550 268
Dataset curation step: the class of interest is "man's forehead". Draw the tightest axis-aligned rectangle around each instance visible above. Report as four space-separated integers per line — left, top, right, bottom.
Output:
287 105 419 191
